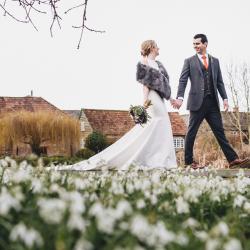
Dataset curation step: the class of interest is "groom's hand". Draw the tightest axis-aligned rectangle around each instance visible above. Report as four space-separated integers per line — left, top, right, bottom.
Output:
223 99 229 112
173 99 183 109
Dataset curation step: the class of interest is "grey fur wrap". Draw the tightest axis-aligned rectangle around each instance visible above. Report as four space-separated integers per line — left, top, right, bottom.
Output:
136 61 171 100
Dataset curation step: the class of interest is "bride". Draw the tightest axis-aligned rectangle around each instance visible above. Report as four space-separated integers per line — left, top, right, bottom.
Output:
57 40 177 170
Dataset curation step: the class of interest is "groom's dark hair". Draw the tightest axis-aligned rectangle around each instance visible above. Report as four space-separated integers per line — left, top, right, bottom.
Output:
194 34 208 44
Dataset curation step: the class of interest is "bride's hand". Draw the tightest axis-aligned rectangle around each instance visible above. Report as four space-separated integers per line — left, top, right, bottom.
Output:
143 99 152 109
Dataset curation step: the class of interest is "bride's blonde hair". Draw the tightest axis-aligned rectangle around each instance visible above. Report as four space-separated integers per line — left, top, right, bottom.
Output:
140 40 157 56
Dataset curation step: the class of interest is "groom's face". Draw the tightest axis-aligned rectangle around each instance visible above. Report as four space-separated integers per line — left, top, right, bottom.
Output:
193 38 207 54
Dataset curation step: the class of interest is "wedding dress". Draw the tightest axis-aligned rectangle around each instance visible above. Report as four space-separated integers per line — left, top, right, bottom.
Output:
57 59 177 171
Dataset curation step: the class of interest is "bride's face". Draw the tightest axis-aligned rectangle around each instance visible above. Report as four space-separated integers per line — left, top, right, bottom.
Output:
151 43 160 57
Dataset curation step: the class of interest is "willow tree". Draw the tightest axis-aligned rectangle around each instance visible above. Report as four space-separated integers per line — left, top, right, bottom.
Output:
0 111 80 156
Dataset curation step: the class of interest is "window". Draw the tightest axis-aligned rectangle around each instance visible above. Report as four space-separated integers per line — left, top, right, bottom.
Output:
80 121 85 132
80 138 85 149
173 137 184 149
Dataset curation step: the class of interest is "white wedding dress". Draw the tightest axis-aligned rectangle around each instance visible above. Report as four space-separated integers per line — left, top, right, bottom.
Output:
57 59 177 171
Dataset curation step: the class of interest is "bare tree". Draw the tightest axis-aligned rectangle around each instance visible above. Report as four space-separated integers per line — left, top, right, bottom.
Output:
226 62 250 149
0 0 105 48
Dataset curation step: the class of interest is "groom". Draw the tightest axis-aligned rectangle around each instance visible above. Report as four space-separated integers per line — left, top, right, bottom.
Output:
173 34 249 169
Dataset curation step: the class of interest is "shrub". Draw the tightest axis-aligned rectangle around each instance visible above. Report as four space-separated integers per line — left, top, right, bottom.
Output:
85 131 108 153
42 156 81 166
75 148 95 159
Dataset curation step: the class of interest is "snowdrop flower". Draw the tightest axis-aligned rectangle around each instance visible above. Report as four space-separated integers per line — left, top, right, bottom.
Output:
0 159 8 168
74 237 93 250
243 202 250 213
183 187 201 203
130 215 152 244
210 191 221 202
10 223 43 248
0 187 21 216
37 198 67 224
136 199 146 209
175 196 190 214
89 203 116 234
154 221 175 245
31 178 44 194
206 238 221 250
114 200 132 219
151 172 161 184
182 218 200 229
126 182 135 194
10 168 32 184
110 181 124 195
64 191 86 214
233 195 246 208
194 231 208 241
223 238 242 250
175 232 189 246
67 213 87 231
211 222 229 237
50 171 62 183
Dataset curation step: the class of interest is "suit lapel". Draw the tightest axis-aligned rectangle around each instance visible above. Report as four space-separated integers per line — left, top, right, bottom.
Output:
194 54 203 76
209 54 216 83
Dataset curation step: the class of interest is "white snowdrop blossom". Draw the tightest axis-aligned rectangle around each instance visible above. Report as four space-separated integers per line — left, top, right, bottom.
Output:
37 198 67 224
136 199 146 209
0 187 22 216
130 215 152 244
183 187 201 203
31 178 44 194
74 238 93 250
206 238 221 250
175 232 189 246
175 196 190 214
223 238 242 250
233 195 246 208
194 231 208 241
211 222 229 237
182 218 200 229
10 223 43 248
67 213 87 231
243 202 250 213
50 171 62 183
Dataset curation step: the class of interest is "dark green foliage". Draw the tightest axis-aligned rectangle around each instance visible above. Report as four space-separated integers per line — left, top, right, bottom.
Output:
85 131 108 153
75 148 95 159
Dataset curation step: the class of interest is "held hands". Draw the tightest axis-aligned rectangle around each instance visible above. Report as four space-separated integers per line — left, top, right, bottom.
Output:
170 98 183 109
223 99 229 112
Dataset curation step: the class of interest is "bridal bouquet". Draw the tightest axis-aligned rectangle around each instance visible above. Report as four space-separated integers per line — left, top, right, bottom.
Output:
129 100 152 125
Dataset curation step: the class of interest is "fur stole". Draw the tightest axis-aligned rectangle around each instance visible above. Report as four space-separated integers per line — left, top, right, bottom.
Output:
136 61 171 100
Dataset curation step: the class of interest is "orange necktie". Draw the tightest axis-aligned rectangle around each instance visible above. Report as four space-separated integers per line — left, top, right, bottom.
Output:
202 55 208 70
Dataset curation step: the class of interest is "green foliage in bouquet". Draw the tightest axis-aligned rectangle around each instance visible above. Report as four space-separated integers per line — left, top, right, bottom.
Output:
129 104 151 125
85 131 108 153
75 148 95 159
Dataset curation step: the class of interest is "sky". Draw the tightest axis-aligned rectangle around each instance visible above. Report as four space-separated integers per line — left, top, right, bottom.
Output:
1 0 250 114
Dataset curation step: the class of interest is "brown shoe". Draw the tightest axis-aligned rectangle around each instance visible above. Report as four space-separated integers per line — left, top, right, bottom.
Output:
229 158 250 169
186 161 205 170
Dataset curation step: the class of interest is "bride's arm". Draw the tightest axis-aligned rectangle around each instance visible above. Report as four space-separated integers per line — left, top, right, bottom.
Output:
143 85 150 108
143 85 149 101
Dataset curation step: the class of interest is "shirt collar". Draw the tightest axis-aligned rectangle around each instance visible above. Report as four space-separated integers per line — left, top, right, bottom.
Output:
197 52 209 60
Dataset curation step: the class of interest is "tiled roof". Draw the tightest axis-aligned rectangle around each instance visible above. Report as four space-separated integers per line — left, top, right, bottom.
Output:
0 96 64 115
169 112 187 136
84 109 134 137
63 110 81 119
83 109 187 137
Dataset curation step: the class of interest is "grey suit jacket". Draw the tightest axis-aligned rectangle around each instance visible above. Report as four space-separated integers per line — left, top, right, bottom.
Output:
177 54 228 111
